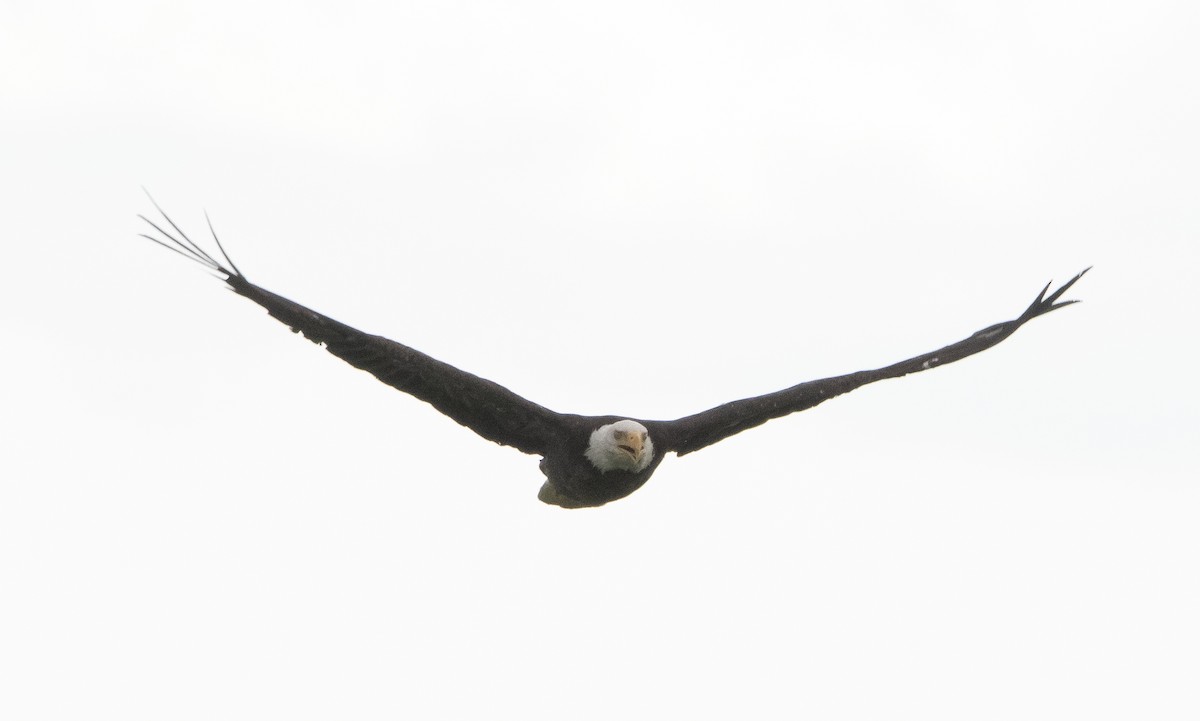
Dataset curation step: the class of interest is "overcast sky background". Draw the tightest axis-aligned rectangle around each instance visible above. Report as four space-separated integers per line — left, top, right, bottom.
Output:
2 1 1198 719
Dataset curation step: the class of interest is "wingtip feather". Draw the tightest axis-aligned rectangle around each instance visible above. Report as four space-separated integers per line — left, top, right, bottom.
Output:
1022 267 1090 320
139 192 245 281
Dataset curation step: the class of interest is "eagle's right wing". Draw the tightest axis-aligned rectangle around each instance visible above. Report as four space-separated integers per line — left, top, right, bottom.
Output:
141 205 568 456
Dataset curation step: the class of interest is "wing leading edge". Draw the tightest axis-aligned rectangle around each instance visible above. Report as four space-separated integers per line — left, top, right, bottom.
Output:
140 205 567 456
651 269 1089 456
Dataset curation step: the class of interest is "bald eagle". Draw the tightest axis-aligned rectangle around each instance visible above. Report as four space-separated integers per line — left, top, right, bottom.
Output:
140 203 1088 508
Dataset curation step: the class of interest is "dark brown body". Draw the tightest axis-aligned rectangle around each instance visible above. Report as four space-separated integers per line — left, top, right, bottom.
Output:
537 415 670 508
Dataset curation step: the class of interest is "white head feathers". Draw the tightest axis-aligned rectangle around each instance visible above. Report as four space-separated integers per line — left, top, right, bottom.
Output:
585 419 654 473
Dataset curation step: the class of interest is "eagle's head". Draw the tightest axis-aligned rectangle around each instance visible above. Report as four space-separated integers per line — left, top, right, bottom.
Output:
585 419 654 473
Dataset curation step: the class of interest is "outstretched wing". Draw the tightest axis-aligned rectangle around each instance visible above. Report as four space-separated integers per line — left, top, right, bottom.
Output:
140 202 567 456
651 269 1089 456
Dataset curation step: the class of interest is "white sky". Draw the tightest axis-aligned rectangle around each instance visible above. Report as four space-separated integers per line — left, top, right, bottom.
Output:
2 1 1198 718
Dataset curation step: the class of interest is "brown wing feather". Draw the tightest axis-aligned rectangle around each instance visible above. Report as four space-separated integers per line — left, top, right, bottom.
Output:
651 269 1089 456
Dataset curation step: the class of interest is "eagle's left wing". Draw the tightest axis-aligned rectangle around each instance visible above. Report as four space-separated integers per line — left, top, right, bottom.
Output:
650 269 1089 456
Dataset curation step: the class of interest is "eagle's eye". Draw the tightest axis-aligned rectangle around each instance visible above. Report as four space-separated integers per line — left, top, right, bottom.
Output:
641 432 648 441
612 429 622 439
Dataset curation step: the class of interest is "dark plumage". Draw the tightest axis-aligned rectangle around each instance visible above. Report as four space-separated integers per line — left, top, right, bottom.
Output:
141 202 1088 508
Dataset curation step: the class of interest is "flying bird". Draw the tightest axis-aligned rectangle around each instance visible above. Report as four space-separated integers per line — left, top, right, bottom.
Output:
140 203 1088 508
